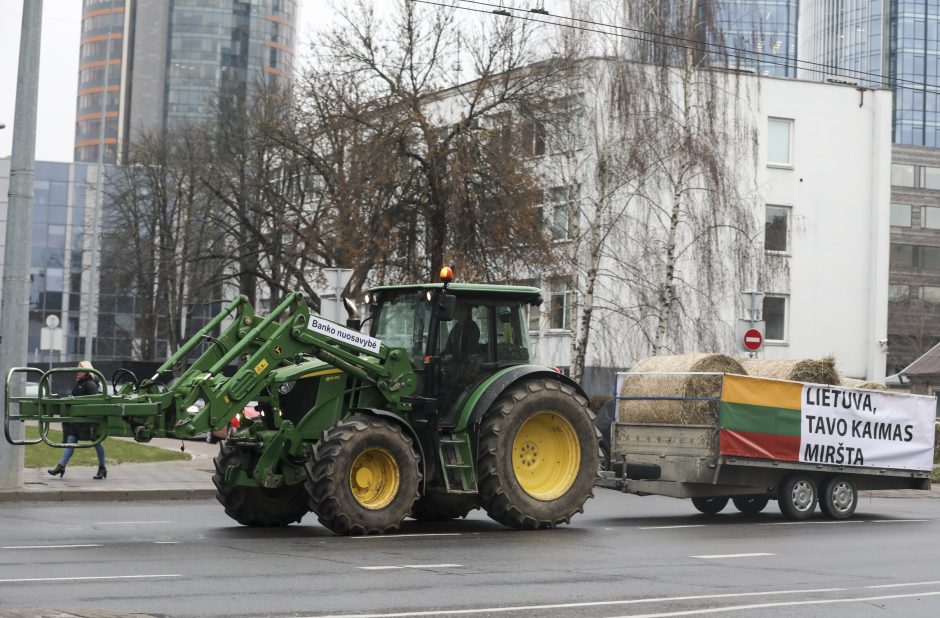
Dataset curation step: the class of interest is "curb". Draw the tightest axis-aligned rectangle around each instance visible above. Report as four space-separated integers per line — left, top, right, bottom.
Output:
0 488 217 503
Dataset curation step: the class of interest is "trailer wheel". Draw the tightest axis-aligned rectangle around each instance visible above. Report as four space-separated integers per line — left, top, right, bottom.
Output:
778 474 817 520
410 491 478 521
691 496 729 515
213 443 309 527
307 415 421 535
477 379 599 530
732 495 770 515
819 476 857 520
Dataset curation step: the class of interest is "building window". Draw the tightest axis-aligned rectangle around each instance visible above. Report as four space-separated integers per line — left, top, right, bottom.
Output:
549 280 571 330
522 119 546 156
765 205 790 252
891 244 915 269
891 204 912 227
923 286 940 308
888 284 910 304
923 166 940 190
924 207 940 230
924 246 940 271
891 164 916 187
767 117 793 166
547 186 579 241
763 295 787 342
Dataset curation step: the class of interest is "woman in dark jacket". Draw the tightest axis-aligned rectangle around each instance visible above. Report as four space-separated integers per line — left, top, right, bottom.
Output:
47 361 107 479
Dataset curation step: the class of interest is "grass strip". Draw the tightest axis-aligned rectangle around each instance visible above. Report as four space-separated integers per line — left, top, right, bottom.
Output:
23 426 190 468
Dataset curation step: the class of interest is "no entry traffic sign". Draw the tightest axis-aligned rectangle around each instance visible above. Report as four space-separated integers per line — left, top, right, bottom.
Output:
743 328 763 351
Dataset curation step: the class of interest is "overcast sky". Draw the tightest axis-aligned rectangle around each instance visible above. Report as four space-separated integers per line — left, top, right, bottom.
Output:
0 0 334 162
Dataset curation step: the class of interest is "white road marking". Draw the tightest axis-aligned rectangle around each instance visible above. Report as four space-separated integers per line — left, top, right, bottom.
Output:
870 519 930 523
301 583 940 618
865 580 940 589
611 590 940 618
300 586 850 617
359 564 462 571
0 574 181 584
350 533 462 539
640 525 705 530
93 520 172 525
153 541 179 544
690 553 775 559
2 544 101 549
758 520 863 526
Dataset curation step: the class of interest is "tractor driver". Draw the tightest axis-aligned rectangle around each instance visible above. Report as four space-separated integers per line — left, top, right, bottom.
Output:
443 302 481 360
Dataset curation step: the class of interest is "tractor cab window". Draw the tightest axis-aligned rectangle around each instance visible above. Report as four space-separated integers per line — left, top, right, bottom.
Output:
494 302 532 363
371 292 430 366
438 302 491 363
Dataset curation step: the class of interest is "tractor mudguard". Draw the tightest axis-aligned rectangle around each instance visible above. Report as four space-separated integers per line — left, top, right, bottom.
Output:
348 407 427 494
453 365 587 433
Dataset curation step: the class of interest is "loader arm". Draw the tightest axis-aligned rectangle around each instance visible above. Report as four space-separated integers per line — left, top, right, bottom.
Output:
4 291 417 445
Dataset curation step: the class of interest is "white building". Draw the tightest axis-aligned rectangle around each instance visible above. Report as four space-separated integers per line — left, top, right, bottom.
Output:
512 60 892 391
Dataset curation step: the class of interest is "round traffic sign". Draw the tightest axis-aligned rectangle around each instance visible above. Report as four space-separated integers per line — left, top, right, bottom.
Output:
743 328 763 351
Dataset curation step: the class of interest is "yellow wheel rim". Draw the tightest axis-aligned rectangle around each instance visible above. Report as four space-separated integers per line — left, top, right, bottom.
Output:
350 448 400 510
512 411 580 501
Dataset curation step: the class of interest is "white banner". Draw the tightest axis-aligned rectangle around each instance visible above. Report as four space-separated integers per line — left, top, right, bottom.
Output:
307 315 382 355
799 384 936 471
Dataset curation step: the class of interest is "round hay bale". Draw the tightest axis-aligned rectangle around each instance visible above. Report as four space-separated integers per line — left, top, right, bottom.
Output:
617 353 746 425
839 377 887 391
739 357 839 386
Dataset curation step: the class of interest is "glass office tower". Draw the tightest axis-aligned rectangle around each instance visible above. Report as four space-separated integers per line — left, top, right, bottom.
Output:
75 0 298 164
713 0 800 76
800 0 940 146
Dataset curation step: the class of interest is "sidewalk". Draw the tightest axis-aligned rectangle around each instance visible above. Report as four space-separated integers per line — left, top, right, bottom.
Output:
0 438 220 503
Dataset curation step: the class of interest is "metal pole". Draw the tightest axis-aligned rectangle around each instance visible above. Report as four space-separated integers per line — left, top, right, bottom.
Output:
84 0 116 361
0 0 44 489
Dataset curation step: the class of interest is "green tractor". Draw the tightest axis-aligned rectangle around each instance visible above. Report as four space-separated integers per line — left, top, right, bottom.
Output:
5 270 599 535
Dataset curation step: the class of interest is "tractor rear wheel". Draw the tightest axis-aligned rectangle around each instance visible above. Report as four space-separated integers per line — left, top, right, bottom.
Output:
307 415 421 535
410 491 478 521
476 378 599 529
212 442 309 527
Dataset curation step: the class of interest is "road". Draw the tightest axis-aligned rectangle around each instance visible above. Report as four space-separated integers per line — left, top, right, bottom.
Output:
1 489 938 617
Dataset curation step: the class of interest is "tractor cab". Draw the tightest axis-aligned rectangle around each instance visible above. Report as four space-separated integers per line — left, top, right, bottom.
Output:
364 271 542 420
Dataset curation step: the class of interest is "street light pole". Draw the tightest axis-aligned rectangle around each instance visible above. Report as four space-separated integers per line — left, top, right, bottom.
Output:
0 0 44 489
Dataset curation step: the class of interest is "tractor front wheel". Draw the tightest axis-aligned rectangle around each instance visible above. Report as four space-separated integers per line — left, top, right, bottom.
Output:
212 443 309 527
307 415 421 535
477 379 599 529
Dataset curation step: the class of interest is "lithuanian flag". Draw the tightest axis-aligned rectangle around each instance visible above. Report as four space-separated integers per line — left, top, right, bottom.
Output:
719 374 802 461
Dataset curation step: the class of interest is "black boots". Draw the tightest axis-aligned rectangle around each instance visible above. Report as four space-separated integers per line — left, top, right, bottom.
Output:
47 463 105 479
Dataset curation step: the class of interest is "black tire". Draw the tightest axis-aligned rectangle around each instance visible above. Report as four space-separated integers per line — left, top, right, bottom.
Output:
212 442 309 527
819 476 857 520
691 496 729 515
778 474 817 521
476 379 599 530
307 415 421 535
410 491 479 521
732 494 770 515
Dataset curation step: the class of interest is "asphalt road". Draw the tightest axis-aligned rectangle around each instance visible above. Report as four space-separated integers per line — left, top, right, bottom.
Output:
1 489 939 618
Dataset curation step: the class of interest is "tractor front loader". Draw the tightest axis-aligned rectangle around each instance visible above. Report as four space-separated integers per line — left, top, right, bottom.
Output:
5 270 599 535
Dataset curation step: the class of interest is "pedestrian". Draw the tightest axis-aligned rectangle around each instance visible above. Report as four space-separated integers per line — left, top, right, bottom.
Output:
47 361 107 480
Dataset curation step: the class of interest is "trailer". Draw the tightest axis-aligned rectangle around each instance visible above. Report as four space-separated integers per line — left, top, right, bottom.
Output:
597 372 937 519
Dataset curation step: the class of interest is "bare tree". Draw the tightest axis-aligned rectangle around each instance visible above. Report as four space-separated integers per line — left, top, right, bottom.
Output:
543 0 763 380
304 0 564 288
102 130 225 358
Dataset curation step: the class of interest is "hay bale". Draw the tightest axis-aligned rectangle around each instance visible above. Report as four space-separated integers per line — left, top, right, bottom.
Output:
617 353 746 425
839 377 888 391
739 357 840 386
